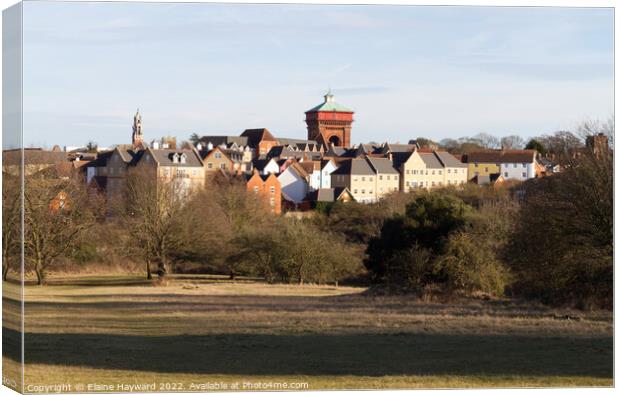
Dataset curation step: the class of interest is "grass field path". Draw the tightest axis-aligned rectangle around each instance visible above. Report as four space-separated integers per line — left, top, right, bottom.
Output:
2 276 613 391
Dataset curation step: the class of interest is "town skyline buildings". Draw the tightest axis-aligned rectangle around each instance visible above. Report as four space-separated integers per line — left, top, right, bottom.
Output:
7 2 614 149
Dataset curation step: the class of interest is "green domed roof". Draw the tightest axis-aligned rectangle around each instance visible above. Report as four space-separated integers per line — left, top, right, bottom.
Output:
306 91 353 113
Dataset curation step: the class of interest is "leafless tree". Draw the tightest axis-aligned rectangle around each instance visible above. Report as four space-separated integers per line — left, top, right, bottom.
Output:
472 133 500 149
500 135 525 150
117 172 193 279
23 176 102 284
2 174 21 281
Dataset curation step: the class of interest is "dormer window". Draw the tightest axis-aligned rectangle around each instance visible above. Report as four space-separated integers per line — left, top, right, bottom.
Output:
172 153 180 164
180 153 187 164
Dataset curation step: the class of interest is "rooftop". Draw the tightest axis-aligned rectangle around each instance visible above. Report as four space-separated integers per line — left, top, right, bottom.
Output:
306 91 353 113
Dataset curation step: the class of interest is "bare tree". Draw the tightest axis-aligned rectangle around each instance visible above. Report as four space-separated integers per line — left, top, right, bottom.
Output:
23 176 101 284
117 172 192 279
500 135 525 150
472 133 500 149
2 175 21 281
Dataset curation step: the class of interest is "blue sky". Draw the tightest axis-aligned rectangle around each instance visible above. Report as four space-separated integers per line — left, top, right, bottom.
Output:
15 2 614 148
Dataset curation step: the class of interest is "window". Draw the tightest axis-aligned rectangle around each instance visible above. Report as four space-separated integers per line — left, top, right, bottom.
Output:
387 175 390 180
522 163 527 168
425 170 428 175
215 152 222 159
353 177 358 181
432 181 435 186
354 189 358 194
361 189 366 194
220 163 226 169
369 177 373 182
270 186 275 194
208 162 213 169
270 197 275 207
475 163 479 167
253 186 259 193
413 170 417 175
379 175 383 180
406 170 411 175
447 169 451 174
361 177 366 181
394 175 398 180
484 167 488 172
438 170 442 175
513 163 517 168
192 169 198 176
522 172 527 178
504 172 508 177
432 170 435 175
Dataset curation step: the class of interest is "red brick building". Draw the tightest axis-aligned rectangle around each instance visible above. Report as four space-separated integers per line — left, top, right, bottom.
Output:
246 171 282 214
305 91 354 148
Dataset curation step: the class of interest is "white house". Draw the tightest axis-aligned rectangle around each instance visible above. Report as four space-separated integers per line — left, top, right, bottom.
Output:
298 159 337 191
319 159 337 189
277 162 309 204
499 150 537 181
253 157 280 175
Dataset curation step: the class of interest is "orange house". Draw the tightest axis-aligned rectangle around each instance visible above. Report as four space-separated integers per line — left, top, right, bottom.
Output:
246 171 282 214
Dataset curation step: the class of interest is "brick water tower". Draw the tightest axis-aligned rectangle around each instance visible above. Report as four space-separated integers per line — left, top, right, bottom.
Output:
305 91 354 148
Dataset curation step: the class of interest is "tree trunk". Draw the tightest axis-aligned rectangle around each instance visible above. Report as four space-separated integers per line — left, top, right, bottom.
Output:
35 266 44 285
2 264 8 281
229 270 236 280
146 259 152 280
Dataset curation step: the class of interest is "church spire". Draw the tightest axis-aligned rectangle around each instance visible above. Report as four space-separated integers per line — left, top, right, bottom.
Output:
132 109 144 148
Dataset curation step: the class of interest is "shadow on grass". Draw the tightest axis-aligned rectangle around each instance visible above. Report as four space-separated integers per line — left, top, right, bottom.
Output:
3 327 611 378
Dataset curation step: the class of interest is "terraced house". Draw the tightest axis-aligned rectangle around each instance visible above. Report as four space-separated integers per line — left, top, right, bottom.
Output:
464 150 537 181
365 157 400 198
331 158 377 203
392 150 467 191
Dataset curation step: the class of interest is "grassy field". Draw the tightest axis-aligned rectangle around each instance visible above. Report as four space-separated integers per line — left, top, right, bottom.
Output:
2 275 613 392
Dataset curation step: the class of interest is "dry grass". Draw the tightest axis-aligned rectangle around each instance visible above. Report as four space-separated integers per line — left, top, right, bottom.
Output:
2 275 613 392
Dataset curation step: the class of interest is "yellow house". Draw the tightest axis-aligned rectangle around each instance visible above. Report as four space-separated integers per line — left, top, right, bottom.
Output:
392 150 467 191
464 151 501 180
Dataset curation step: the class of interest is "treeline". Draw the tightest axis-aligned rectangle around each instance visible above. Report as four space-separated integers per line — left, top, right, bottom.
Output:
2 122 612 309
416 117 614 162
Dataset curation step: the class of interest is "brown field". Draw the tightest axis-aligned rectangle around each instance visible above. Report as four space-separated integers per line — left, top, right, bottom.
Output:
2 275 613 392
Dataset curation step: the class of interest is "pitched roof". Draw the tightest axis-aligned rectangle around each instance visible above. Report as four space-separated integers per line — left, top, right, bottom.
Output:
306 92 353 113
418 152 443 169
287 162 309 178
365 157 398 174
332 158 376 176
465 149 537 164
252 157 278 171
241 128 276 148
391 151 413 170
385 143 418 153
434 151 467 168
276 138 320 149
198 135 249 147
298 161 320 174
148 148 203 167
201 146 233 162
